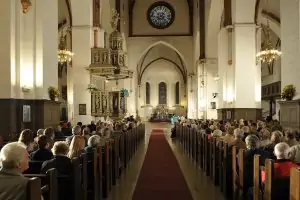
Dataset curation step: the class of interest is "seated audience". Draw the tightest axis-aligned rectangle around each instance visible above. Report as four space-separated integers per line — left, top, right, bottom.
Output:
220 126 234 144
66 125 81 146
231 128 246 149
262 130 282 161
240 134 262 191
41 141 72 175
30 135 53 162
82 127 91 146
54 125 64 138
258 128 271 147
85 135 101 153
43 128 55 149
285 129 299 147
0 142 29 200
290 143 300 164
18 129 35 153
261 142 298 183
68 136 85 159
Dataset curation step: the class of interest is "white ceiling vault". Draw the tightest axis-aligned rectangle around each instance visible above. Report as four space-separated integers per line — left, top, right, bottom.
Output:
136 42 188 85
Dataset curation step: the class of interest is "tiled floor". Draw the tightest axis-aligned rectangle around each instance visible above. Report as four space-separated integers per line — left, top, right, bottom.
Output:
108 123 225 200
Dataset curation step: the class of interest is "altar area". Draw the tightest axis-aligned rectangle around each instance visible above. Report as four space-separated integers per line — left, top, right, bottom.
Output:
149 105 172 122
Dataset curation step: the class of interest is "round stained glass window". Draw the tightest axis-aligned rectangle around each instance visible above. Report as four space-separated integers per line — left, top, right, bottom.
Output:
147 2 175 29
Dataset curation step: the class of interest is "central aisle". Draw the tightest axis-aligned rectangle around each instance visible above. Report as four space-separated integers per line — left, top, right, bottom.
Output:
132 129 193 200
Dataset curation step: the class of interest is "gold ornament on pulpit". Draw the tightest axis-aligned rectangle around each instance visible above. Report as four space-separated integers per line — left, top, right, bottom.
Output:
21 0 32 13
86 9 133 80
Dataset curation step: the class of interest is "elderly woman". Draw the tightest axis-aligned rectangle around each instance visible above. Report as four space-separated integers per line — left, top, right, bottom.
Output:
258 128 271 147
18 129 35 153
231 128 246 149
285 129 299 147
241 135 263 193
0 142 30 200
262 130 283 160
220 126 235 144
84 135 101 153
261 142 298 183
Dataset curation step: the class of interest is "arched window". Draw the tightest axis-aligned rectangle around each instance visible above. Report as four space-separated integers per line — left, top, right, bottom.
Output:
146 82 150 104
158 82 167 104
175 82 180 104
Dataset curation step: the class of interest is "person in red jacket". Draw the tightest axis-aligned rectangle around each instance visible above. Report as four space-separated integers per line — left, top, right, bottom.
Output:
261 142 299 183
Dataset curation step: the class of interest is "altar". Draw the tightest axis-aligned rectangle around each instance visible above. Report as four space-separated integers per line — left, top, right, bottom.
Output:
149 105 172 122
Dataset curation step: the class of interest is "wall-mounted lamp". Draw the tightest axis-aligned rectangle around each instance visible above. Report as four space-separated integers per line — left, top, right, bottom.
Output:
21 86 30 93
21 0 32 14
212 92 218 98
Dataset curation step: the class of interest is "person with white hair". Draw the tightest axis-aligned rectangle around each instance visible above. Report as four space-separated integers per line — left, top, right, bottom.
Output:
0 142 30 200
66 125 82 146
231 128 246 149
261 142 298 183
84 135 101 153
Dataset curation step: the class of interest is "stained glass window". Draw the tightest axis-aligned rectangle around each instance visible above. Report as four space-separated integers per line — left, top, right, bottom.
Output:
147 2 175 29
146 82 150 104
175 82 180 104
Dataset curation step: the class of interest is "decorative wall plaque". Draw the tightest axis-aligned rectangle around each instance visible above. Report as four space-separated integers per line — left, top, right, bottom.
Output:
79 104 87 115
23 105 31 123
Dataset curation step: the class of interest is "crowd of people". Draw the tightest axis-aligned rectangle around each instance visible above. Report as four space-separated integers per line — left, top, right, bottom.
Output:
173 118 300 199
0 116 140 200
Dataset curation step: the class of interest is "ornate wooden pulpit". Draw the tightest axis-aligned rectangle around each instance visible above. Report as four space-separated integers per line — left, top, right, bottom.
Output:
91 90 127 118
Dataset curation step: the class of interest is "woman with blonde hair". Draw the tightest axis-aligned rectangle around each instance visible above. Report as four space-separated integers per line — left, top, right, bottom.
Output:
18 129 34 153
67 135 85 159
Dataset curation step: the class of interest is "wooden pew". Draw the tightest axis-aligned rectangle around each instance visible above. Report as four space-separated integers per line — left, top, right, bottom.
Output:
264 159 290 200
290 168 300 200
204 135 211 176
86 148 99 200
80 153 88 200
253 154 261 200
27 177 42 200
24 168 58 200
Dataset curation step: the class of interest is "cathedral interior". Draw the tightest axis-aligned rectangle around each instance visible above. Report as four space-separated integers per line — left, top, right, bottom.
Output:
2 0 300 200
2 0 290 134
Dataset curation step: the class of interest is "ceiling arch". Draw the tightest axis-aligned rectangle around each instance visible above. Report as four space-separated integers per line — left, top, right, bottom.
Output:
140 57 186 84
136 40 188 72
136 41 187 85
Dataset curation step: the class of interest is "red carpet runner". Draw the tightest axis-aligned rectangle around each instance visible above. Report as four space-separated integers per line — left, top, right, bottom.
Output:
132 130 193 200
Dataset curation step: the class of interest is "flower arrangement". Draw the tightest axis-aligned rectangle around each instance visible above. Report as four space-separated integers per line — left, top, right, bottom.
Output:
48 86 60 101
281 84 296 101
120 88 129 97
87 84 98 92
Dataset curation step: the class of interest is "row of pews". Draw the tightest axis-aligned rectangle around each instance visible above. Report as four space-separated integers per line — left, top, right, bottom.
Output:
25 124 145 200
176 125 300 200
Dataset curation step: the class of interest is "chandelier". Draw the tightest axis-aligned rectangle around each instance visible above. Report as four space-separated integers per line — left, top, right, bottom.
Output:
256 2 281 64
57 33 74 64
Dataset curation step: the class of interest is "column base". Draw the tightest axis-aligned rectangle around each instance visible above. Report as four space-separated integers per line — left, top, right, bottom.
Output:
217 108 262 121
0 99 61 141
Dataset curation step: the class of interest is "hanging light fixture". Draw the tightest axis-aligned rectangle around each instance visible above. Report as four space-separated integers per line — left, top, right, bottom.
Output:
57 33 74 64
21 0 32 13
256 0 281 64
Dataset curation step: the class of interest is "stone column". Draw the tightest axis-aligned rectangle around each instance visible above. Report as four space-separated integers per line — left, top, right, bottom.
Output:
280 0 300 97
35 0 58 99
217 28 228 109
187 74 196 118
229 0 261 120
69 0 93 124
278 0 300 128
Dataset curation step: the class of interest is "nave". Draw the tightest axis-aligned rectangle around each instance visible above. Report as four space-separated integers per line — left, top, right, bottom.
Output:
108 122 224 200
